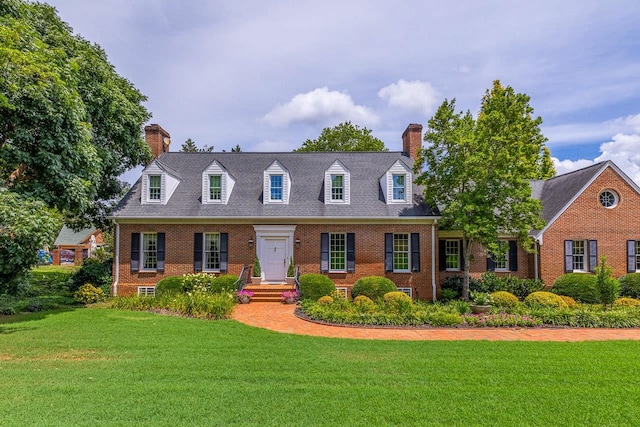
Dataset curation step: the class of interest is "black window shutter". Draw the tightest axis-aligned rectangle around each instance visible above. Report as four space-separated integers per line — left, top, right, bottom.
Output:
438 240 446 271
220 233 229 273
588 240 597 273
194 233 203 272
320 233 329 273
564 240 573 273
157 233 165 272
509 240 518 272
486 255 495 271
384 233 393 272
411 233 420 272
131 233 140 273
628 240 637 273
346 233 355 273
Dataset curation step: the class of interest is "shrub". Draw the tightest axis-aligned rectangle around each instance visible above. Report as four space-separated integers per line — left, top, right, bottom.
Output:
490 291 519 308
614 297 640 308
558 295 578 308
317 295 334 306
595 257 619 307
619 273 640 298
471 273 544 299
73 283 106 304
298 274 335 301
155 276 183 296
442 276 463 297
383 291 414 315
27 270 73 297
253 257 261 277
351 276 397 300
439 288 459 302
524 291 568 309
551 273 598 303
210 274 239 294
182 273 217 293
70 258 112 294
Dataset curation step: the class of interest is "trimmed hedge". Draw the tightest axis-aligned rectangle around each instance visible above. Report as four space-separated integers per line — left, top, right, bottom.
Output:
210 274 239 293
351 276 397 300
619 273 640 299
524 291 568 309
155 276 183 296
551 273 598 303
298 274 335 301
490 291 519 308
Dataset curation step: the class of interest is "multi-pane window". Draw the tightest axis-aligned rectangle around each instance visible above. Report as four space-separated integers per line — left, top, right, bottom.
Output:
270 174 283 201
636 241 640 271
572 240 585 271
142 233 158 270
331 174 344 201
148 175 161 200
445 240 460 270
393 234 410 271
204 233 220 270
209 175 222 201
392 174 406 201
330 233 346 271
493 244 509 271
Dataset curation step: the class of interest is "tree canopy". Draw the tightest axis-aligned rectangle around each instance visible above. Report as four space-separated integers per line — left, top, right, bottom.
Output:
295 121 387 152
180 138 214 153
0 0 150 290
415 81 553 300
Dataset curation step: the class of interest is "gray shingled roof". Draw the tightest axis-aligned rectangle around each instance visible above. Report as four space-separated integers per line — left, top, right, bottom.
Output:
54 226 96 245
112 151 438 219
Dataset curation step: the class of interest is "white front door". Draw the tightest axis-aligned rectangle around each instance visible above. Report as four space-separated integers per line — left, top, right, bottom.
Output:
262 238 287 282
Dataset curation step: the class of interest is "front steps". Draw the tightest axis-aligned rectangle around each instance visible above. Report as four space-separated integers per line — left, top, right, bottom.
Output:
244 284 296 303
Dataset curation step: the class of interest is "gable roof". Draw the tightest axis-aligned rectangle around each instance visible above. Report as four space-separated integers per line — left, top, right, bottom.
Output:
54 226 97 246
532 160 640 239
112 151 438 220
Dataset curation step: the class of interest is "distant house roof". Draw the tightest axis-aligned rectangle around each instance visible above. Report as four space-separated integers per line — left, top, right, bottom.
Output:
112 151 438 220
54 226 97 246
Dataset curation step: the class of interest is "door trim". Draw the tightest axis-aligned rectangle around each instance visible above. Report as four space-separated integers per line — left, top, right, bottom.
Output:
253 225 296 283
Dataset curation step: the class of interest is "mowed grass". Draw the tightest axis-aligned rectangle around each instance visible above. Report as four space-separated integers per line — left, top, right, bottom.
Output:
1 309 640 426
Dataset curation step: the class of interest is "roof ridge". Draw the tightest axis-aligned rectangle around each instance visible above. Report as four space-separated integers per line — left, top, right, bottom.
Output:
545 160 607 182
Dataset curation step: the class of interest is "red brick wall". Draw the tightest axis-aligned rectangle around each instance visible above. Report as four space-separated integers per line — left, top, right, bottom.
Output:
115 222 436 300
539 167 640 285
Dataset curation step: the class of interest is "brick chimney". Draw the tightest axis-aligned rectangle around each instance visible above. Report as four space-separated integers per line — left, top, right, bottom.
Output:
144 124 171 158
402 123 423 160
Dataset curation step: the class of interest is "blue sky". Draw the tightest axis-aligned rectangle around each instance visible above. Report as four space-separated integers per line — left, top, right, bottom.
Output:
46 0 640 183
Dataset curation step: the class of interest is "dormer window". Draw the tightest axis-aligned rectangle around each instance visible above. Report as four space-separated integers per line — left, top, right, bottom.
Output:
148 175 161 201
392 174 405 201
381 160 411 204
202 160 234 205
264 161 290 204
325 160 350 204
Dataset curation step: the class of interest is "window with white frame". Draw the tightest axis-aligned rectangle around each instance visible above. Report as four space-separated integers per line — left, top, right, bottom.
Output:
204 233 221 271
209 175 222 201
330 233 346 272
270 174 283 201
392 174 406 201
331 174 344 201
142 233 158 270
397 287 413 298
393 233 410 272
572 240 586 271
148 175 161 201
445 240 460 270
493 246 509 271
137 286 156 296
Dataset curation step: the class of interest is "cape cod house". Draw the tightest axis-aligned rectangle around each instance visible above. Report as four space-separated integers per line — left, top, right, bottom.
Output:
110 124 640 299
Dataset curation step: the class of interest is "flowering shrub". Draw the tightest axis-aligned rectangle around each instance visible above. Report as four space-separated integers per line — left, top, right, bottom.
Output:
110 291 235 320
236 289 254 302
73 283 106 304
281 290 299 302
182 273 217 293
471 291 493 306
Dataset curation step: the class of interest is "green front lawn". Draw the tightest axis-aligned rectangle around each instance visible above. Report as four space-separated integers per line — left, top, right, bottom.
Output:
1 308 639 426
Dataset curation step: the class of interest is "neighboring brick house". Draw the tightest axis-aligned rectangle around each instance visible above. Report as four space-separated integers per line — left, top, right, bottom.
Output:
111 124 640 299
52 226 103 265
111 124 440 298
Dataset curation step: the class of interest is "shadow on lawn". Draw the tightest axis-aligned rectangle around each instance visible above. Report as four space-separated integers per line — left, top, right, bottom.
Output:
0 306 78 334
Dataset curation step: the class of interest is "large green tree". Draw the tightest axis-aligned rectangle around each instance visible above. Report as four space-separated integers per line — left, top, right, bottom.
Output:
415 81 552 300
295 121 387 152
0 0 150 290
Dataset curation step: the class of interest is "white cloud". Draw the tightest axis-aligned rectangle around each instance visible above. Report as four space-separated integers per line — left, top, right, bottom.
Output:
552 157 594 176
263 87 379 128
378 80 439 115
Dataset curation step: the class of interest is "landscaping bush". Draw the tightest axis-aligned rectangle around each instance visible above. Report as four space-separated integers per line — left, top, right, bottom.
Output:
73 283 106 304
614 297 640 308
298 274 335 301
110 292 235 320
439 288 459 302
619 273 640 298
155 276 183 296
353 295 376 313
318 295 334 306
442 276 463 297
351 276 397 300
182 273 217 293
490 291 519 308
27 270 73 297
524 291 568 309
595 257 619 307
551 273 599 303
209 274 239 293
558 295 578 308
383 291 414 315
71 258 112 294
470 273 544 299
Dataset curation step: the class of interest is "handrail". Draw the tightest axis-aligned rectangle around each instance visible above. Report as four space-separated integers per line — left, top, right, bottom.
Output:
234 265 251 291
294 265 301 294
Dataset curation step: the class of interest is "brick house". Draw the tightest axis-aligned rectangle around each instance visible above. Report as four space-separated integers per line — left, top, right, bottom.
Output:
111 124 440 298
111 124 640 298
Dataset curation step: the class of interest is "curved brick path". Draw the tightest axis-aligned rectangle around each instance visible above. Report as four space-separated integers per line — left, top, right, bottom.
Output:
232 302 640 341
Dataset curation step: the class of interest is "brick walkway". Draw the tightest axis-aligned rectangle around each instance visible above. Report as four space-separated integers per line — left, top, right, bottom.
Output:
232 302 640 341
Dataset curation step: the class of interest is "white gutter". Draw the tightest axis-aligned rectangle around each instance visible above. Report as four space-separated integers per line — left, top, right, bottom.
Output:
431 220 437 301
113 220 120 296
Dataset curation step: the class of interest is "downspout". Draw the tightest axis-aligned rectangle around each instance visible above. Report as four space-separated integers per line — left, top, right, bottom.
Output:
431 220 437 301
533 238 540 281
113 220 120 296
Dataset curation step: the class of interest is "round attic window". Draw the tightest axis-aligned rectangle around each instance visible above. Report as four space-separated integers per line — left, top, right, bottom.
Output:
599 190 618 208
